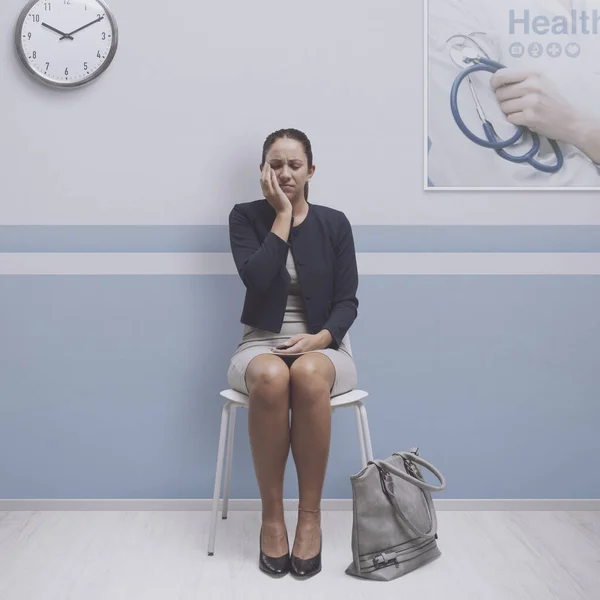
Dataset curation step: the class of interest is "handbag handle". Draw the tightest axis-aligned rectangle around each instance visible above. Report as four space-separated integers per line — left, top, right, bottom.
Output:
370 453 446 539
374 452 446 492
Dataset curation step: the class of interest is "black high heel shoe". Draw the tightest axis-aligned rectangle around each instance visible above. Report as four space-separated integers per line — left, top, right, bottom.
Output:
290 508 322 578
259 525 291 577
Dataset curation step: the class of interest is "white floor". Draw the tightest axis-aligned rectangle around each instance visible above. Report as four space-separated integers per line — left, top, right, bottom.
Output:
0 510 598 600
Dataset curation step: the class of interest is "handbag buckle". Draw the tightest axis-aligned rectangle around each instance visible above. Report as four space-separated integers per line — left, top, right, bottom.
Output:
373 552 397 567
404 458 420 479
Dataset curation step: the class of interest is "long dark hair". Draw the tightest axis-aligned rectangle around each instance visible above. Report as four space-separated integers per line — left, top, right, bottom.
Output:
261 128 313 200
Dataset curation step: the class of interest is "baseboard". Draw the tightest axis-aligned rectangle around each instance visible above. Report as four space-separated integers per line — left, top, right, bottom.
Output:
1 498 599 511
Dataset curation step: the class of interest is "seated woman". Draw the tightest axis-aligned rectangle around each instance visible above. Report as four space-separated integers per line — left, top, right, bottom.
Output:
226 128 359 578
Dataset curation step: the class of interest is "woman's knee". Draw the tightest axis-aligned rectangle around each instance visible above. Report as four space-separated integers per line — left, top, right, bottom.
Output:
290 354 334 396
246 355 290 403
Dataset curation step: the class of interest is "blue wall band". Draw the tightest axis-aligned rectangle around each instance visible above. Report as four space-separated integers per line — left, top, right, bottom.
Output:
1 225 600 253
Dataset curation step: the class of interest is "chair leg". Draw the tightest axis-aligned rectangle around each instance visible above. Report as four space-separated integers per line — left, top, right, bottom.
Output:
221 406 237 519
208 400 233 556
358 402 374 463
353 403 368 469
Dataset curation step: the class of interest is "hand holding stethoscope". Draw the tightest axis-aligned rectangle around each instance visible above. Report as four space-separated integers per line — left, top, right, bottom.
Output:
447 34 570 173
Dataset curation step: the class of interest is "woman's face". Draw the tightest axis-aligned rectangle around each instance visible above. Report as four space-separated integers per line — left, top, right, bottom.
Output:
262 137 315 201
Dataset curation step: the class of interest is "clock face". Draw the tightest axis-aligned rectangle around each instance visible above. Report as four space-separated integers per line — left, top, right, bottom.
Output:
15 0 118 87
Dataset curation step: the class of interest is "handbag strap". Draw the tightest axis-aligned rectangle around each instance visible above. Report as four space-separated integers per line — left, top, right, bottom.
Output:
370 453 446 539
374 452 446 492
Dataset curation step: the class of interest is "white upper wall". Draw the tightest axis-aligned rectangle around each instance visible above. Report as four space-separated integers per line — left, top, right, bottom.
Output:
1 0 599 225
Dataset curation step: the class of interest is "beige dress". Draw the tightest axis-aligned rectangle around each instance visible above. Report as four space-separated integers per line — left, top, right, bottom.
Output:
227 248 357 397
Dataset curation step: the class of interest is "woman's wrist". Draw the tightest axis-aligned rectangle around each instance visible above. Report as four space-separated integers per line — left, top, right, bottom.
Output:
275 207 292 219
271 208 293 242
316 329 333 348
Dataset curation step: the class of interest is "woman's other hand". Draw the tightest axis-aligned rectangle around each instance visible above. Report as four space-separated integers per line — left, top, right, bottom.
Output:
273 331 332 354
261 163 292 214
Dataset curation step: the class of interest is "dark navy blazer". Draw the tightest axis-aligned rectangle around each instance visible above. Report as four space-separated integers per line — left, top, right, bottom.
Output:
228 199 359 350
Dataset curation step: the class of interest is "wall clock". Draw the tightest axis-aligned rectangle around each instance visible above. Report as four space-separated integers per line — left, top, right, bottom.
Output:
15 0 118 88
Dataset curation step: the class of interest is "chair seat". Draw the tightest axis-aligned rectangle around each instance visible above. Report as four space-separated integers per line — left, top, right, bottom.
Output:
219 388 369 408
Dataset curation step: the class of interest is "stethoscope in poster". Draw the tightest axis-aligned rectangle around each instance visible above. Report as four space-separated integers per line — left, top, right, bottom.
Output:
426 0 600 189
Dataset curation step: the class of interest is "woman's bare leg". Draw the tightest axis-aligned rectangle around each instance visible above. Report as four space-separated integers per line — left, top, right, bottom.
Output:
245 353 291 557
288 353 335 559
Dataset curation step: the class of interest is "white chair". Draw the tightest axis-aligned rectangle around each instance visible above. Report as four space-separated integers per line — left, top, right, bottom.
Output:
207 387 374 555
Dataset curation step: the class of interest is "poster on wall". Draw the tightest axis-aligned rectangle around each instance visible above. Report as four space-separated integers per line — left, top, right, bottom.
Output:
426 0 600 189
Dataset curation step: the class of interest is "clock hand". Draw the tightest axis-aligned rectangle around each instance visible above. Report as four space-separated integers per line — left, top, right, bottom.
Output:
59 15 104 40
41 22 74 40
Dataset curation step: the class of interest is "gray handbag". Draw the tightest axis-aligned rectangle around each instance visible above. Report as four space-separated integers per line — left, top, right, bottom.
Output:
345 447 446 581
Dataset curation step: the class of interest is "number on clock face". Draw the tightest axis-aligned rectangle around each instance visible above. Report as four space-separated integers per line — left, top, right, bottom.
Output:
17 0 117 86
